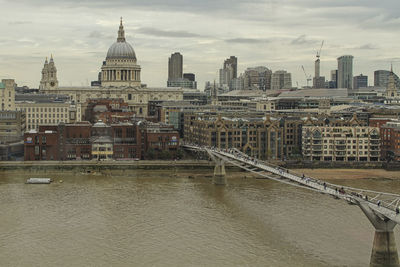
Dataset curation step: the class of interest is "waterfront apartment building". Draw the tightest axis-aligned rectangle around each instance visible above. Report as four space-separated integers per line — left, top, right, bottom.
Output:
337 55 354 89
184 113 308 160
302 125 380 162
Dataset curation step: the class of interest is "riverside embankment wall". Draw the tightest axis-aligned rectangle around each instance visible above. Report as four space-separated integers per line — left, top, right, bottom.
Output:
0 160 236 171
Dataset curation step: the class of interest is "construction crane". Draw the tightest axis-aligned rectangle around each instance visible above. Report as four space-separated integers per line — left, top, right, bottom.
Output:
301 65 312 87
316 40 324 59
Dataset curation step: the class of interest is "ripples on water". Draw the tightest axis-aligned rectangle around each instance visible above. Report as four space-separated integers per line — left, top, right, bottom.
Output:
0 169 399 267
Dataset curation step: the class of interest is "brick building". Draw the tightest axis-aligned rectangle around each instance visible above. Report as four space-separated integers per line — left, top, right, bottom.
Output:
82 99 135 124
24 120 179 161
380 121 400 161
141 121 179 159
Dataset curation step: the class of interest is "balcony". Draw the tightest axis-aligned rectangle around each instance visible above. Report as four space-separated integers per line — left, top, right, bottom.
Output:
312 145 323 151
335 141 346 145
335 145 346 151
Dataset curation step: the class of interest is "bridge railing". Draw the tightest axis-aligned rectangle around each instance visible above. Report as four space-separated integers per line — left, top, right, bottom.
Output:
217 148 400 212
184 144 400 213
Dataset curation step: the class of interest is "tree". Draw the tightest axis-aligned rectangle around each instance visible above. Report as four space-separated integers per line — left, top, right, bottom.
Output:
145 148 156 160
159 150 171 160
176 148 184 159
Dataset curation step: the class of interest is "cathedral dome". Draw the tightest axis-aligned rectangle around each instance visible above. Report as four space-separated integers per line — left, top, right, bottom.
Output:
106 42 136 60
106 18 136 60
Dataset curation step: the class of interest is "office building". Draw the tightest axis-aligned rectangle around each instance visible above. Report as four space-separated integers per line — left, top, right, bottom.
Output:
183 73 195 82
168 52 183 80
374 70 400 88
353 74 368 89
337 55 354 89
219 56 237 90
271 70 292 90
243 66 272 90
0 111 25 144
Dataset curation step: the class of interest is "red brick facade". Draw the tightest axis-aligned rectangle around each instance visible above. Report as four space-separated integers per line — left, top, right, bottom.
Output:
24 120 179 161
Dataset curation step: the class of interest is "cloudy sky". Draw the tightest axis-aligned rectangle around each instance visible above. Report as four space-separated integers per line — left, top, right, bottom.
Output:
0 0 399 89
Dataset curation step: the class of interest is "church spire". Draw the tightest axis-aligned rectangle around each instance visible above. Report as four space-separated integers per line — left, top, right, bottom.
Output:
117 17 126 42
50 54 54 63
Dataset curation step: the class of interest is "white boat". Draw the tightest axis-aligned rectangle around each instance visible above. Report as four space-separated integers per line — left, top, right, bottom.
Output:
26 178 52 184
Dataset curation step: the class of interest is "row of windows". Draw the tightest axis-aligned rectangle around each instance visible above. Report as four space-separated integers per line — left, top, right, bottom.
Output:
24 107 69 112
307 145 377 150
28 119 66 123
28 113 66 118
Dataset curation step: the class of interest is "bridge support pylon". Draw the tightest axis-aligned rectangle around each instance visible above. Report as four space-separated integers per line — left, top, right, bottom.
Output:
213 158 226 185
359 202 400 267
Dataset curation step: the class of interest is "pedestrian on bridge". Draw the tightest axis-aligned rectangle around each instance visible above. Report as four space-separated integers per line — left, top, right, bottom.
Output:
323 182 327 190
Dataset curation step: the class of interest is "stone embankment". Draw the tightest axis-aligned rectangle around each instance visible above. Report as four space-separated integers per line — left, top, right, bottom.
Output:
0 160 231 171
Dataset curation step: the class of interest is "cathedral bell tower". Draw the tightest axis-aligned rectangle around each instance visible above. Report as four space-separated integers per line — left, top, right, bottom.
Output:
39 54 59 91
386 65 399 99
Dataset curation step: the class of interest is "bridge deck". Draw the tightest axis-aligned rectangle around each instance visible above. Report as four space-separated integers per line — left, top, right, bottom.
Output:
184 144 400 225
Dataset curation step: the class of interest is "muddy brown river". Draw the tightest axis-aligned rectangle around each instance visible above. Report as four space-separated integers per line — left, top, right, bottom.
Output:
0 169 399 266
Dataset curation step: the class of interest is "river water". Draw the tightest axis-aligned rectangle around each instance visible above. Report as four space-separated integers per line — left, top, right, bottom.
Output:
0 169 399 267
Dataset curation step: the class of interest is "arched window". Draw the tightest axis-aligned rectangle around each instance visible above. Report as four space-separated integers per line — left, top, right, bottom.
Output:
313 130 321 138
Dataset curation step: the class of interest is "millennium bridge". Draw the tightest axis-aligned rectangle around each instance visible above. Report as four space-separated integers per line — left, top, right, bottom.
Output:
184 144 400 267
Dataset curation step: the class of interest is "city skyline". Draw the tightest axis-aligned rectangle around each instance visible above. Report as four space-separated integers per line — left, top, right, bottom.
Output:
0 0 399 88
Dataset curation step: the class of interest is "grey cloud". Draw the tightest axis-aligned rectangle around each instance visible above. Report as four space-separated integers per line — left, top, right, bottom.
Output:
8 21 32 25
88 31 105 39
7 0 254 12
357 44 378 50
137 27 201 38
291 35 316 46
226 38 271 44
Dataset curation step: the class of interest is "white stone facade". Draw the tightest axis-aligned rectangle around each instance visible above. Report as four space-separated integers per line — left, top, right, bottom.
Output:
15 102 80 131
40 19 183 116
